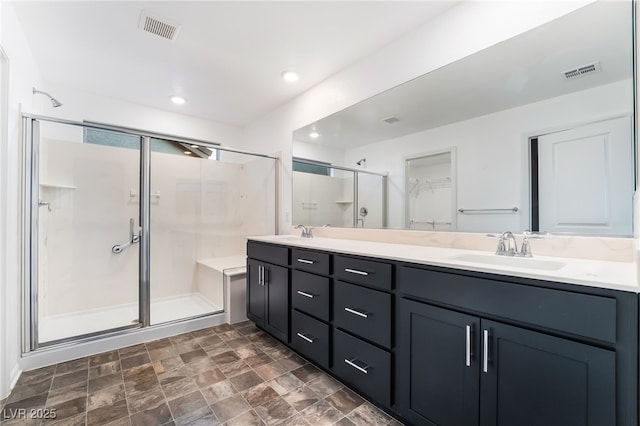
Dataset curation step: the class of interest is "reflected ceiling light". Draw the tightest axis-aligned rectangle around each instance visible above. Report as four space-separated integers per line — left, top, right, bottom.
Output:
281 70 299 82
191 144 199 148
309 131 320 139
184 151 192 155
171 95 186 104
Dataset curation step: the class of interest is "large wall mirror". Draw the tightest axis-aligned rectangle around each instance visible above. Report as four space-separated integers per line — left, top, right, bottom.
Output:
292 1 635 236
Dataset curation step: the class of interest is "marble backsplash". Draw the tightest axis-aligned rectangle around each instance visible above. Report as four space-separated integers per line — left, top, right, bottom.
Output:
291 227 636 263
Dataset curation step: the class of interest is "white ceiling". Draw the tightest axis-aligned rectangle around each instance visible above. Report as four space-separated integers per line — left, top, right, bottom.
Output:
11 1 458 126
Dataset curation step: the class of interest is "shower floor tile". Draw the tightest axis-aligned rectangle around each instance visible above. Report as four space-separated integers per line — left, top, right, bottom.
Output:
39 293 221 343
3 321 403 425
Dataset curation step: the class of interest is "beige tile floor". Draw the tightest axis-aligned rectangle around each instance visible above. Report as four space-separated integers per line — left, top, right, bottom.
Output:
0 321 404 425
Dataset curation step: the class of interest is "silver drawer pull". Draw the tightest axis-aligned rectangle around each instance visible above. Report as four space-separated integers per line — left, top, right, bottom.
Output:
296 332 315 343
296 291 314 299
344 307 368 318
483 329 489 373
344 268 369 276
297 258 315 264
465 325 471 367
344 358 369 374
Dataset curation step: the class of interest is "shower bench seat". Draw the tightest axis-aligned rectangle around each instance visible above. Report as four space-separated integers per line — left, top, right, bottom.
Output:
196 255 247 324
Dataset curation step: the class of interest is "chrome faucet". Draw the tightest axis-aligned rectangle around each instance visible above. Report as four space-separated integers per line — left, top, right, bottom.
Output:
487 230 546 257
295 224 313 238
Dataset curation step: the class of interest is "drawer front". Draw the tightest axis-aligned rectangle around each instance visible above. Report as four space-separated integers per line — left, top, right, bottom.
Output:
333 328 390 406
334 255 392 290
292 248 330 275
334 281 391 348
247 241 289 266
291 310 330 369
398 266 617 344
292 270 330 322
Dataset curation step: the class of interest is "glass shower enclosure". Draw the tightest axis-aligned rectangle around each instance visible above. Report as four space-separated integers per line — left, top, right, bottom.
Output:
22 115 277 350
292 159 387 228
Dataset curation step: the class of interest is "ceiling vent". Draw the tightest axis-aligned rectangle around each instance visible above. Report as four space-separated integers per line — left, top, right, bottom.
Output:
382 115 400 124
139 11 181 41
564 62 601 80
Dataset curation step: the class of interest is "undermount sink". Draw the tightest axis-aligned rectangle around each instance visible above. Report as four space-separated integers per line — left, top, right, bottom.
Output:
450 253 566 271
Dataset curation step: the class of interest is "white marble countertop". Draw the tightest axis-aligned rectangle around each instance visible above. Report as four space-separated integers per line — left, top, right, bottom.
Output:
248 235 639 293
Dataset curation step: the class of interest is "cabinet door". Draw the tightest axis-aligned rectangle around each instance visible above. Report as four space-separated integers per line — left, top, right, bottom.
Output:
264 263 289 343
397 298 480 426
246 259 265 326
480 320 615 426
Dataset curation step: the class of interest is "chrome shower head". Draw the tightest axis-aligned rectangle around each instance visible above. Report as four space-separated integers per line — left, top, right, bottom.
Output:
356 158 366 166
33 87 63 108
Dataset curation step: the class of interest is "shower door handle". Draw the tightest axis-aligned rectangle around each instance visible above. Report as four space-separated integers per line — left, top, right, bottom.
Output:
129 218 140 244
112 218 140 254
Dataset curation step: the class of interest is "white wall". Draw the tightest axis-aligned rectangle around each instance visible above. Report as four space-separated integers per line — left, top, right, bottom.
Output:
0 1 45 400
344 80 632 232
242 1 593 232
37 81 244 146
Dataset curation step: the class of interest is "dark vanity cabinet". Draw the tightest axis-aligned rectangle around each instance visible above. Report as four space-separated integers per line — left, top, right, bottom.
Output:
397 266 635 426
247 240 639 426
246 242 290 343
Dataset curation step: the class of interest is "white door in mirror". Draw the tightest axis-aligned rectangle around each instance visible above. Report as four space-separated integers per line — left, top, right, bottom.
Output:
537 116 633 236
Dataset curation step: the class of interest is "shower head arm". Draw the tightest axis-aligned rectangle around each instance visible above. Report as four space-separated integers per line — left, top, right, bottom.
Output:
32 87 63 108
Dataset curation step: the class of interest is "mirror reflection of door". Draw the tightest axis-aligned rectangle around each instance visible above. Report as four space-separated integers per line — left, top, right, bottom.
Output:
533 116 633 236
405 150 456 231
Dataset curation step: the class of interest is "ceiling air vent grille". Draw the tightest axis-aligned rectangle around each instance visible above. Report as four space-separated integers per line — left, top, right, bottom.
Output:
139 11 181 41
564 62 601 80
382 115 400 124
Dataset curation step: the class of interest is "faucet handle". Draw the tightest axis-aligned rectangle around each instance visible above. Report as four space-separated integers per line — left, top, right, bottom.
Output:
523 230 547 238
486 233 507 255
519 231 545 257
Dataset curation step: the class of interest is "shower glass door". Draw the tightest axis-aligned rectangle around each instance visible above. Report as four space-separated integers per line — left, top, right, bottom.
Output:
32 120 141 346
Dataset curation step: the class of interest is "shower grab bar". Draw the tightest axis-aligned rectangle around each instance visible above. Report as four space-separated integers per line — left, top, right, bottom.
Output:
112 218 140 254
458 207 518 213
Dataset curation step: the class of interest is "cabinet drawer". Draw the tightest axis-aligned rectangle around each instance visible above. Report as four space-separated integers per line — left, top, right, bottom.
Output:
334 281 391 348
292 248 330 275
398 266 617 343
333 328 390 406
291 310 329 369
292 270 330 322
334 255 392 290
247 241 289 266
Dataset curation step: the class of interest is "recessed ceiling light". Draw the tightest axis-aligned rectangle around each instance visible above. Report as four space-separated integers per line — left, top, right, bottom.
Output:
281 71 299 83
309 131 320 139
184 151 192 155
171 96 186 105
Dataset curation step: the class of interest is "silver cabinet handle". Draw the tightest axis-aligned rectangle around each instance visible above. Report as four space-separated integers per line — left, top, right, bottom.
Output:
344 268 369 276
483 329 489 373
344 307 368 318
297 258 315 264
296 291 314 298
258 265 265 286
466 325 472 367
344 358 369 374
296 332 315 343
